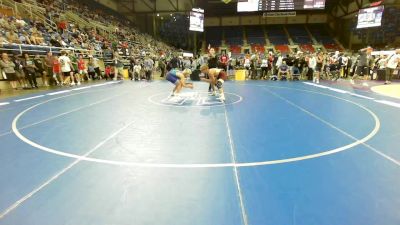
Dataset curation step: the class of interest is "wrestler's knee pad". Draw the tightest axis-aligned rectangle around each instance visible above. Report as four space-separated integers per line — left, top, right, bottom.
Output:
216 78 224 89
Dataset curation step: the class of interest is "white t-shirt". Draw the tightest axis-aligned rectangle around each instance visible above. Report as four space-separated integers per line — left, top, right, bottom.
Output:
134 65 141 73
244 58 250 67
276 56 283 68
16 19 26 26
341 56 348 66
386 54 400 69
308 57 317 70
59 56 71 72
261 59 268 67
378 58 386 69
92 58 99 68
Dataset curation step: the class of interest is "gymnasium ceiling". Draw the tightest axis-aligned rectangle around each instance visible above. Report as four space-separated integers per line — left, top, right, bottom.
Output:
111 0 396 17
114 0 337 15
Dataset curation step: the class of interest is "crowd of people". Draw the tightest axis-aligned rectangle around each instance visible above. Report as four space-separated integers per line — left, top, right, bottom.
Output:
190 47 400 86
0 0 179 92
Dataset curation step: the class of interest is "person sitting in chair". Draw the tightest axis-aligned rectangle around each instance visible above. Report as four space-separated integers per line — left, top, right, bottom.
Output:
278 60 289 81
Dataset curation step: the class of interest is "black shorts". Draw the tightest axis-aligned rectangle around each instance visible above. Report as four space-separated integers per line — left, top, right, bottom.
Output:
62 71 72 77
355 66 369 76
5 72 17 81
330 64 339 72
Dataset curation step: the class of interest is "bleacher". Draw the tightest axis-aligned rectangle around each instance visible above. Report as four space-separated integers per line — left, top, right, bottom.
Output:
266 25 289 45
308 25 335 44
224 26 244 46
206 27 223 47
251 44 265 53
203 23 345 54
246 26 265 45
230 45 241 54
299 44 315 53
275 45 290 53
287 25 312 44
308 24 341 51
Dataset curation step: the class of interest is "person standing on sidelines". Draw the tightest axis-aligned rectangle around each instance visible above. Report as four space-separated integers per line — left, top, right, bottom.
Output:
309 53 317 83
113 54 125 80
59 51 75 85
52 55 62 85
351 46 373 86
77 54 87 81
385 49 400 85
207 47 219 93
143 54 154 81
44 52 54 85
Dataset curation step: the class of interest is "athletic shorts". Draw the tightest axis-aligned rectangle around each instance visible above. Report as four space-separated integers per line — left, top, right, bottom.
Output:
330 64 339 72
355 66 369 76
62 72 72 77
315 63 323 72
166 73 179 84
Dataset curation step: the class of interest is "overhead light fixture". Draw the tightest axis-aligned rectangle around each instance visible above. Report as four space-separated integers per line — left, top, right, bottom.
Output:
222 0 231 3
157 13 160 16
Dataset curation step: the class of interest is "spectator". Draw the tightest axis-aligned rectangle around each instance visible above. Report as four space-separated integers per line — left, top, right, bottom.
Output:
13 55 29 89
59 50 74 85
143 54 154 81
113 54 124 80
6 30 20 44
88 55 101 79
44 52 54 85
385 49 400 85
22 53 39 88
133 62 142 81
34 54 48 86
278 60 289 81
0 52 18 90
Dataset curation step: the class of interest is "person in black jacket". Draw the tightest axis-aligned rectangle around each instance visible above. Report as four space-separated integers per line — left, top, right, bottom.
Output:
22 53 38 88
207 47 219 93
34 54 48 86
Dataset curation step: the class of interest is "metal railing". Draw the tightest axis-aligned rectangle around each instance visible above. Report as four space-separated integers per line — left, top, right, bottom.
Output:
0 43 104 58
1 0 57 30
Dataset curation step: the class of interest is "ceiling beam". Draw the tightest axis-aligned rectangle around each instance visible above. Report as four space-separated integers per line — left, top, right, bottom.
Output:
133 10 189 14
167 0 178 11
140 0 155 11
338 2 348 15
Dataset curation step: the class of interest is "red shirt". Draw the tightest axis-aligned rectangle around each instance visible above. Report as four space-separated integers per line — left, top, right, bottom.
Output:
220 55 228 65
78 59 85 70
57 21 67 30
53 60 61 73
105 66 111 75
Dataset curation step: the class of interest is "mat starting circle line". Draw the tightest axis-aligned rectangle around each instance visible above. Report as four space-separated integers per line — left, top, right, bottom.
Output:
11 85 380 168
